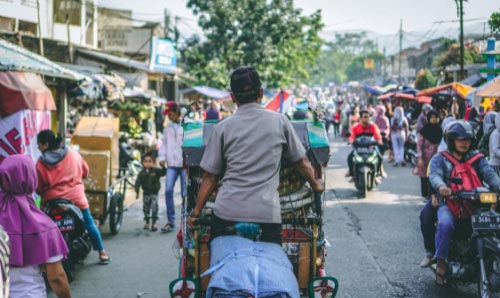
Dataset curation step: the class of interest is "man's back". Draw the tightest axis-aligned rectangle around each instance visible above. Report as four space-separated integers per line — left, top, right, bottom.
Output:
201 103 305 224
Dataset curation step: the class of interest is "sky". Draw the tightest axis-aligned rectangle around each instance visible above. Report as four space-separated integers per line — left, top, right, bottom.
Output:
98 0 499 36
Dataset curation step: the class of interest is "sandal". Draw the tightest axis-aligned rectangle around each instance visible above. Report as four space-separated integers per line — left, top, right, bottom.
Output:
151 222 158 232
99 255 112 265
435 270 449 286
161 223 173 233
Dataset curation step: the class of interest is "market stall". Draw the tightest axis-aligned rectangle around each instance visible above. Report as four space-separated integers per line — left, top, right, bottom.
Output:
0 71 55 162
417 82 474 118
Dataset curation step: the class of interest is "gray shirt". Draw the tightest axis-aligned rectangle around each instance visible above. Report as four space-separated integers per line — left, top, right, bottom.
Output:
200 103 306 223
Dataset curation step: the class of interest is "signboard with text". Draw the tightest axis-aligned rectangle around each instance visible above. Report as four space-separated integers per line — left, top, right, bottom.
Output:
149 37 176 74
0 110 51 163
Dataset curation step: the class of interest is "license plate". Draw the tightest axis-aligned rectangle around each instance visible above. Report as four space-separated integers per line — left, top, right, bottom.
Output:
471 215 500 230
56 218 75 231
356 147 372 154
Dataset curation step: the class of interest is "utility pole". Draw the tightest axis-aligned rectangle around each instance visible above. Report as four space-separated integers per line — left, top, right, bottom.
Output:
36 0 44 56
66 14 72 63
174 16 179 45
398 19 403 85
455 0 465 79
164 9 171 38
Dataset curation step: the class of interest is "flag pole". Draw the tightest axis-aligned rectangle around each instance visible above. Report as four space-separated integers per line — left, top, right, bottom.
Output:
278 89 284 113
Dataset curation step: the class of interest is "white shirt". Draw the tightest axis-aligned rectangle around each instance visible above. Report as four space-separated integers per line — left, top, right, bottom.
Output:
9 255 63 298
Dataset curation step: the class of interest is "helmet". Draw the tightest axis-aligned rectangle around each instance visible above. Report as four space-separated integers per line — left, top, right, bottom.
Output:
422 104 432 112
444 120 475 152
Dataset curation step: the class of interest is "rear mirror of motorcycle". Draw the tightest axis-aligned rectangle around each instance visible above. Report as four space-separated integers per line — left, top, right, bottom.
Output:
309 276 339 298
169 277 198 298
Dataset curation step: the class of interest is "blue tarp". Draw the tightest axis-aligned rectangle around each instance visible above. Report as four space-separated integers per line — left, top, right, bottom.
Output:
180 86 230 99
364 85 382 95
399 87 419 95
205 236 299 298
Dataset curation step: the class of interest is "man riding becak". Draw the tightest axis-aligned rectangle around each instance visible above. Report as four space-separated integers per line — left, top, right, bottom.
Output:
346 109 387 183
187 66 324 297
429 120 500 286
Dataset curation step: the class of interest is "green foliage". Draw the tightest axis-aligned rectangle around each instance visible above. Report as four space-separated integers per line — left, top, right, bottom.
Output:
414 69 437 90
433 43 483 69
181 0 324 89
306 32 382 85
489 11 500 34
344 52 385 82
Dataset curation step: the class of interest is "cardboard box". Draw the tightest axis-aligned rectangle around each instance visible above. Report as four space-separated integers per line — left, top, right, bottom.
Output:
72 117 119 182
87 192 107 217
80 150 110 191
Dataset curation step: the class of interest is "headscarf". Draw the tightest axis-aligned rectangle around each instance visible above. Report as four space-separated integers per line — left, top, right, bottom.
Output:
374 105 389 134
438 117 456 152
392 106 404 127
468 107 480 123
0 155 68 267
483 111 497 135
419 110 442 144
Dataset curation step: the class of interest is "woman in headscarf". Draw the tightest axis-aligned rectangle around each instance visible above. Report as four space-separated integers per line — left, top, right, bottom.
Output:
489 112 500 176
390 106 409 167
0 155 71 298
36 130 111 265
479 111 497 158
416 110 442 198
468 107 483 148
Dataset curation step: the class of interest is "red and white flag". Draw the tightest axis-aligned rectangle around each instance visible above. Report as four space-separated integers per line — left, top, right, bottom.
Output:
265 89 292 113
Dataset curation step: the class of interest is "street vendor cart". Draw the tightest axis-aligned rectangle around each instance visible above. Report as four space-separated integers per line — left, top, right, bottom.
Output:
71 117 127 235
169 120 338 298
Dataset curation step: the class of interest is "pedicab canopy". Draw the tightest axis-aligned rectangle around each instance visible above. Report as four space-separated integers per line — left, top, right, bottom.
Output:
182 120 330 167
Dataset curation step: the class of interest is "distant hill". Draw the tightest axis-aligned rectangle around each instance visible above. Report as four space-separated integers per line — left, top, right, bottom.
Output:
320 22 489 55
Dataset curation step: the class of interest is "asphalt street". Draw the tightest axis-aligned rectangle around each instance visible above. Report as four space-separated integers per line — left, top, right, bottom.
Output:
50 137 479 298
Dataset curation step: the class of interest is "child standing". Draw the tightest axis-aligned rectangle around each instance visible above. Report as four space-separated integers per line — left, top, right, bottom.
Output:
135 154 166 231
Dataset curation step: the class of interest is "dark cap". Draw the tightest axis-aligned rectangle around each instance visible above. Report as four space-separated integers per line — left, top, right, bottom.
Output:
230 66 261 101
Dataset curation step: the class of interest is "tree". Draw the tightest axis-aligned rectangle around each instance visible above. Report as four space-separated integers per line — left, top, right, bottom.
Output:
433 42 483 69
180 0 324 89
414 69 437 90
344 52 385 82
489 11 500 35
306 32 381 85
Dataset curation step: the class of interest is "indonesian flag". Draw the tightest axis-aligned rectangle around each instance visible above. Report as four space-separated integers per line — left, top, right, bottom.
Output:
265 89 292 113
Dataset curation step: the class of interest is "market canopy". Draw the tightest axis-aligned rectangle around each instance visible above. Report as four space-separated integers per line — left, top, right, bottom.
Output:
180 86 230 99
363 85 383 95
417 96 432 104
378 92 415 101
0 38 88 81
0 71 56 116
417 82 474 99
476 77 500 98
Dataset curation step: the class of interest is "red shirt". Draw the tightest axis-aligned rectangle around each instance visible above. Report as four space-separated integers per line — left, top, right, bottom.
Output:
349 123 382 143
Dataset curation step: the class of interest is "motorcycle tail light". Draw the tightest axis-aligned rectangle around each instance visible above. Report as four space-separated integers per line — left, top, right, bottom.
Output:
50 206 68 215
54 215 63 220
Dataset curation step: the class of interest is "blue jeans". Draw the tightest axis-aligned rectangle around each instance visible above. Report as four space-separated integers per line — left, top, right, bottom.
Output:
81 208 104 251
165 167 186 224
434 205 455 260
420 199 437 257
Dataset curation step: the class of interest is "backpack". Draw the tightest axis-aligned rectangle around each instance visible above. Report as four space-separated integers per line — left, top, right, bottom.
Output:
441 151 484 220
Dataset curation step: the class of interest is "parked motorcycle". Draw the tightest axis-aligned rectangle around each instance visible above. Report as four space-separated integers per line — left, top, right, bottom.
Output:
119 138 142 186
352 135 379 198
43 199 92 282
428 187 500 297
404 131 417 166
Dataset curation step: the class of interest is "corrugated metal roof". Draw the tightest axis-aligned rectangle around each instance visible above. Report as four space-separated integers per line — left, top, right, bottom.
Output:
0 38 88 81
76 48 155 73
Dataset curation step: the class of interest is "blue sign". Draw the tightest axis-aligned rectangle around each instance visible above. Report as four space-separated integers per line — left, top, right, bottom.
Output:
149 37 176 73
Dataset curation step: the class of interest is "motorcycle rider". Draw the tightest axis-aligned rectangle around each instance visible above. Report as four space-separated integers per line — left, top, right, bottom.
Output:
429 120 500 285
187 66 323 297
347 110 387 182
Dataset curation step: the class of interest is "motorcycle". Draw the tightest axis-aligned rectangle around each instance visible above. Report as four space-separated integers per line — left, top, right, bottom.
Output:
43 199 92 282
119 139 142 186
352 135 379 198
404 130 418 167
428 187 500 297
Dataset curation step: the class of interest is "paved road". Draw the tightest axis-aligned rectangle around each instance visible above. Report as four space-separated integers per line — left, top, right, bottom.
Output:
51 138 479 298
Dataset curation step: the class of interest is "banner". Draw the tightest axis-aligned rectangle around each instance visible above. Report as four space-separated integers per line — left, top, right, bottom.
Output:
265 90 292 113
364 58 375 69
149 37 176 74
0 110 51 163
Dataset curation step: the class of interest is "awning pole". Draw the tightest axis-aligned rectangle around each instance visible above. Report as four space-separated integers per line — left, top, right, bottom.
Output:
58 82 68 139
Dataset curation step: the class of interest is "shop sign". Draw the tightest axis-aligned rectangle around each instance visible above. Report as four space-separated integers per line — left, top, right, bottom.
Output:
149 37 176 74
